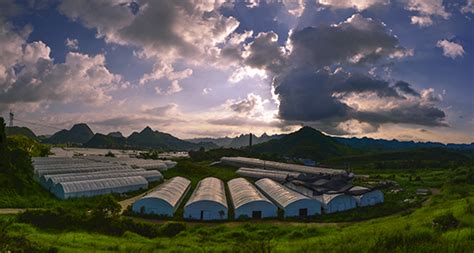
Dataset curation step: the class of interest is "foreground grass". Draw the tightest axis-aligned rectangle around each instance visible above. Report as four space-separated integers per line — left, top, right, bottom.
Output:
3 184 473 252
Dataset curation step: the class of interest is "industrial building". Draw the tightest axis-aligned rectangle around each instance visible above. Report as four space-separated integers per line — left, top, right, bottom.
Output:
52 176 149 199
255 178 321 217
221 156 346 176
184 177 228 220
132 177 191 216
349 186 384 207
228 178 277 219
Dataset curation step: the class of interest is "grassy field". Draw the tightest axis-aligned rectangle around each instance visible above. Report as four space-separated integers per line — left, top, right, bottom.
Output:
1 156 473 252
2 182 472 252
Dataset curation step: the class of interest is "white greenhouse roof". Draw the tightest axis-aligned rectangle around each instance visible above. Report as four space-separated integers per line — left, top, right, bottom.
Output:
228 178 273 209
36 165 133 176
56 176 148 194
48 170 163 185
141 176 191 207
221 157 346 176
185 177 227 208
255 178 310 208
236 167 301 182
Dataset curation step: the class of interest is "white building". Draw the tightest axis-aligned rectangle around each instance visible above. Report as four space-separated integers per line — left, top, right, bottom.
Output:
184 177 228 220
228 178 277 219
255 178 321 217
349 186 384 207
132 176 191 216
52 176 148 199
317 193 357 213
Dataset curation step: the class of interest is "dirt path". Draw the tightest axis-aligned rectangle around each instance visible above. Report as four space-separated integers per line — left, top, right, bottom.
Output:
0 208 43 214
118 183 163 213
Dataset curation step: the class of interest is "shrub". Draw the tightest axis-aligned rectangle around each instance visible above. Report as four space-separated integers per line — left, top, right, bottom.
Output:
432 212 459 232
159 222 186 237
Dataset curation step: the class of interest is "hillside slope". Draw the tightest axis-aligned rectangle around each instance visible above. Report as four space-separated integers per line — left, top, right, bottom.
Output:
249 126 355 161
45 123 94 145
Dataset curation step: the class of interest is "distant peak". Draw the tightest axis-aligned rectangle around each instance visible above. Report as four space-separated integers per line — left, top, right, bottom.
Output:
70 123 92 132
141 126 154 134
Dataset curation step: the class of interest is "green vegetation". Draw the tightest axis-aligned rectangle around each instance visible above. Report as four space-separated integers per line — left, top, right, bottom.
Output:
249 126 358 161
1 177 472 252
5 126 38 140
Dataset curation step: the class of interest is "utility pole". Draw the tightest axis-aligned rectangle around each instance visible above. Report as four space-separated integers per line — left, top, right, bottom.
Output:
8 111 13 127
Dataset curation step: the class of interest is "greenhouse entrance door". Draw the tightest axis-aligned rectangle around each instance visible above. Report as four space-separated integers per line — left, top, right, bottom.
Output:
299 208 308 217
252 211 262 219
200 210 211 220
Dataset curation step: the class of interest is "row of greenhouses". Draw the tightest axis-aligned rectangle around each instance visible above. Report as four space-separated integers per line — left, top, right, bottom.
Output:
132 176 384 220
33 157 166 199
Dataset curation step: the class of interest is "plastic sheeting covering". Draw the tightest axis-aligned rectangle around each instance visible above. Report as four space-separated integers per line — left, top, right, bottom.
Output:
48 170 163 187
186 177 227 208
35 165 133 177
140 177 190 207
255 178 309 208
228 178 273 209
53 176 148 199
236 167 301 183
221 157 346 176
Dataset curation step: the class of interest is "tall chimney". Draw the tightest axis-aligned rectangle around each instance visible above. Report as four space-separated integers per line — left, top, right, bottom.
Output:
249 133 253 147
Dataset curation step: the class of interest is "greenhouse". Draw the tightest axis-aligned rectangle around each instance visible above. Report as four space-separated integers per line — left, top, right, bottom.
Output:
45 170 162 189
228 178 277 219
221 157 346 176
236 167 301 183
132 176 191 216
184 177 228 220
317 193 357 213
52 176 149 199
349 187 384 207
35 165 132 177
255 178 321 217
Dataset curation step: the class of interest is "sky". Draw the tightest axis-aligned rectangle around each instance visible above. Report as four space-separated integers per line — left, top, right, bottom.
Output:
0 0 473 143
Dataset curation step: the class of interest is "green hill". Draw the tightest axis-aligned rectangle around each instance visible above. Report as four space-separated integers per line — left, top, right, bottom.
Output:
84 133 127 149
45 123 94 145
5 126 37 140
127 126 217 151
249 126 356 161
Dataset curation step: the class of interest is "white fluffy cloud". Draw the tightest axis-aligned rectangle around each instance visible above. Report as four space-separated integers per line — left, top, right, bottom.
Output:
0 20 124 112
403 0 450 26
317 0 389 11
65 37 79 50
461 0 474 14
58 0 240 82
410 16 433 27
436 40 465 59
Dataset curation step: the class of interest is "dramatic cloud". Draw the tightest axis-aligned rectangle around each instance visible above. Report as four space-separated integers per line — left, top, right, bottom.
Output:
317 0 389 11
58 0 239 82
65 37 79 50
0 20 123 112
288 14 411 68
436 40 465 59
234 14 446 134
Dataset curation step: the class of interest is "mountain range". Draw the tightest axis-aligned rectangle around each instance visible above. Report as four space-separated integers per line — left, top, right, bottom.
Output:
39 124 216 151
6 123 474 152
187 133 284 148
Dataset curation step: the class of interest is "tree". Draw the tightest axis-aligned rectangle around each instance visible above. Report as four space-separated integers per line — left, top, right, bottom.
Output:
0 118 9 172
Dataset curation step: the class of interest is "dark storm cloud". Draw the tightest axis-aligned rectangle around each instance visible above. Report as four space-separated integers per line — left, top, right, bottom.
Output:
243 32 287 73
394 81 420 97
355 105 447 126
288 14 409 68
